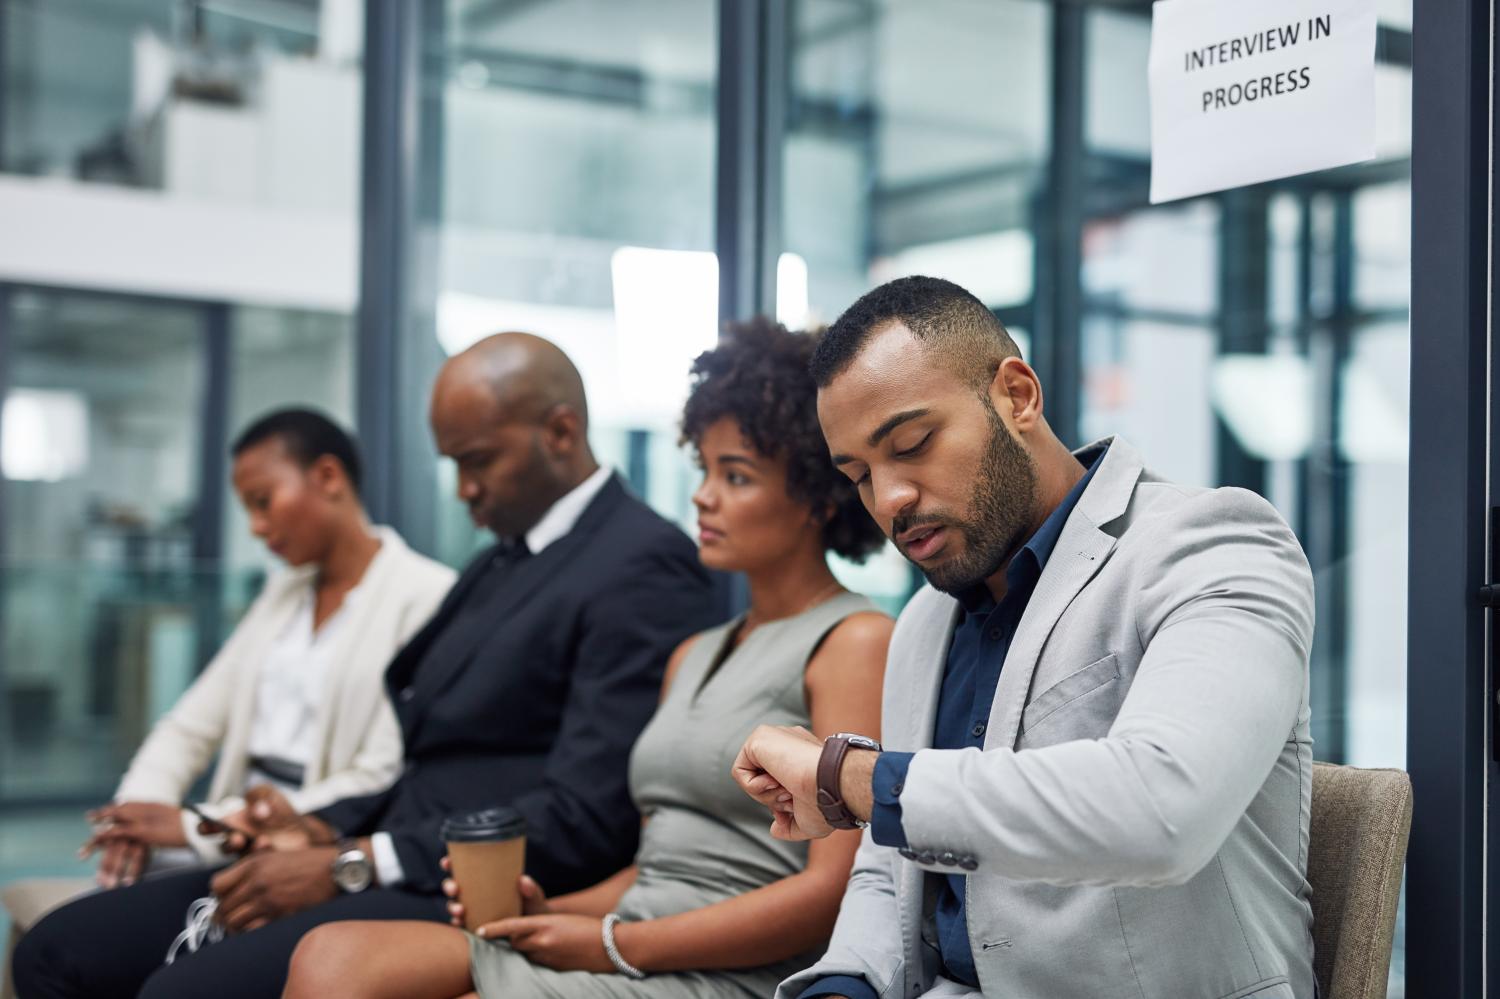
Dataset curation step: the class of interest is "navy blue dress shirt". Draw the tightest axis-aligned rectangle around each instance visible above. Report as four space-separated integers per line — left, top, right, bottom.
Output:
801 451 1103 999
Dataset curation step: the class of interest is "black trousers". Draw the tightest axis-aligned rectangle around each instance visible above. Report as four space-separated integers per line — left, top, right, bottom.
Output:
12 866 447 999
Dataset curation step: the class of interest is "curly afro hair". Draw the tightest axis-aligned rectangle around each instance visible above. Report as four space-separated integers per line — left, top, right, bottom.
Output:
681 317 887 563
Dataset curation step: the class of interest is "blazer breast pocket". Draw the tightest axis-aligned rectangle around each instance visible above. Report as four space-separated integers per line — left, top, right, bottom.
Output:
1019 653 1122 744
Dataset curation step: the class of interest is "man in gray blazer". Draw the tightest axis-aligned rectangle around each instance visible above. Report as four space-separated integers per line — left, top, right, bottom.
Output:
733 276 1316 999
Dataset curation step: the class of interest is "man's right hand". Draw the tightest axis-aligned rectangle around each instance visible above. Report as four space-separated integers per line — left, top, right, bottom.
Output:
213 786 337 854
731 724 834 841
210 847 340 932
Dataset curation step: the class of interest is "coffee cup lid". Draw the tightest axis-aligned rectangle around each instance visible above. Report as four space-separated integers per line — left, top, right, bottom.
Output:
441 807 526 842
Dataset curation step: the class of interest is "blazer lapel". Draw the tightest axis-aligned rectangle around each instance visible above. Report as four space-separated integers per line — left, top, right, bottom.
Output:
398 476 629 724
312 529 404 772
896 590 961 989
987 436 1144 749
901 595 960 751
389 543 493 669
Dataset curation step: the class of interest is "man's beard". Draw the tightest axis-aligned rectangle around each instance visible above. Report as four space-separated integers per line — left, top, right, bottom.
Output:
899 401 1039 595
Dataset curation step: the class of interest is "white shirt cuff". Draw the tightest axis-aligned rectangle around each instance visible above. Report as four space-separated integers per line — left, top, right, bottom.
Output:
370 832 406 887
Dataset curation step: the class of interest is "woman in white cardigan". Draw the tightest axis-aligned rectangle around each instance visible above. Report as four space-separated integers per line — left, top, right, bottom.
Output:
81 409 455 885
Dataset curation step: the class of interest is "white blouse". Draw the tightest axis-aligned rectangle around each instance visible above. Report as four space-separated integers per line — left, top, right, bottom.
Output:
243 580 363 787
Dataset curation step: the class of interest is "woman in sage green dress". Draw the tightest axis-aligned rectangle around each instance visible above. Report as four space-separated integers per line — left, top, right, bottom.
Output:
283 318 894 999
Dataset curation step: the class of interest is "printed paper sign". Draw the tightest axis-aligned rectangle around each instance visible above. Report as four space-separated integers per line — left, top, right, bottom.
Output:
1148 0 1376 203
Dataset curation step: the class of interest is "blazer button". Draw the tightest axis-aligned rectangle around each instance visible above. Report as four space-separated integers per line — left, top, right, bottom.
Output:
939 851 958 866
917 851 937 865
399 687 416 703
959 855 979 871
898 848 917 861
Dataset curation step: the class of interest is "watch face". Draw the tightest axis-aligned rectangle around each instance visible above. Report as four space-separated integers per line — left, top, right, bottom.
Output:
333 852 372 893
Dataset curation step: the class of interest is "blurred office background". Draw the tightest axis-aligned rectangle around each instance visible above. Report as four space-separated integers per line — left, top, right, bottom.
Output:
0 0 1411 987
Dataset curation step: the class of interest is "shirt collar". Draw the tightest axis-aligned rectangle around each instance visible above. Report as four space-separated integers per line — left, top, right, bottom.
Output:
522 465 613 556
954 445 1108 614
1022 448 1105 570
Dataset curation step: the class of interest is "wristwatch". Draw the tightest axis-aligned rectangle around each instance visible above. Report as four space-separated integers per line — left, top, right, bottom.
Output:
331 839 374 894
816 732 882 830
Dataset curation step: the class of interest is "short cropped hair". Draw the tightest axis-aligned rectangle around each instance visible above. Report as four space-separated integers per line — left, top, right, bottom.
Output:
232 408 363 495
809 275 1020 390
681 317 886 563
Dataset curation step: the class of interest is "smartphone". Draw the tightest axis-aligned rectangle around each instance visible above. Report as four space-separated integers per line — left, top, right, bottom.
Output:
181 801 234 836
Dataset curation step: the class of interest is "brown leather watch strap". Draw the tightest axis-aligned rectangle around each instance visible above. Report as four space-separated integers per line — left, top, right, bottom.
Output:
816 736 862 830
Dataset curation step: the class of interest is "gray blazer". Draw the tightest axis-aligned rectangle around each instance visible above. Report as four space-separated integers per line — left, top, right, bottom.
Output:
779 437 1316 999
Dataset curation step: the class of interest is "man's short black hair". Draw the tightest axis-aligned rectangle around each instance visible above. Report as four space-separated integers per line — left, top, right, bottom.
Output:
809 275 1020 390
231 408 363 495
681 317 887 563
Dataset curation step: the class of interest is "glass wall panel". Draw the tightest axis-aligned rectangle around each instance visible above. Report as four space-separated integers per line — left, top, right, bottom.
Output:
1078 319 1217 487
0 290 353 917
1 288 212 803
425 0 717 565
785 0 1051 327
2 0 364 221
1079 7 1411 734
783 0 1052 609
0 0 364 936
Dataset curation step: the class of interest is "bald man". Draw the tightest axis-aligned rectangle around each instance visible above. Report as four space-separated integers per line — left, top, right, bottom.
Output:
15 334 717 999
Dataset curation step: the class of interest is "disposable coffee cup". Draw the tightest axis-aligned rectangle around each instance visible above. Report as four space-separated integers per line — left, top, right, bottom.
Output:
442 807 527 932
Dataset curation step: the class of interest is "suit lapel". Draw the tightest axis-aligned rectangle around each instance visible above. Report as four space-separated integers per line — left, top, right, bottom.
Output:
902 595 960 751
397 476 629 725
384 540 498 698
896 590 961 986
987 436 1144 749
988 525 1116 748
402 534 578 717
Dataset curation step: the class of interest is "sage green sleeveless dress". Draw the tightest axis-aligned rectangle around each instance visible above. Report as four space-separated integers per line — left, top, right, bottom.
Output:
469 591 879 999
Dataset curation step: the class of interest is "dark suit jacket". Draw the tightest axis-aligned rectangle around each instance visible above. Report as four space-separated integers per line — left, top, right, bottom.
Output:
316 474 716 894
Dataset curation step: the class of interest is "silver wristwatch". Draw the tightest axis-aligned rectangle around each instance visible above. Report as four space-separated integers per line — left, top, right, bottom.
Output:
331 840 374 894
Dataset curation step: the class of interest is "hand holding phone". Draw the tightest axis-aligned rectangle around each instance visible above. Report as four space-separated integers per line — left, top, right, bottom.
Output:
182 801 230 834
182 801 253 853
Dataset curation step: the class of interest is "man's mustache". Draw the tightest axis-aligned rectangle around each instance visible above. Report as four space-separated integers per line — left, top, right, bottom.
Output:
891 512 955 539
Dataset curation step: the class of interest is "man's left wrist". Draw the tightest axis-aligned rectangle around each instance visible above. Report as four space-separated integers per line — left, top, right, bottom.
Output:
331 840 375 893
838 747 879 824
816 734 880 829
